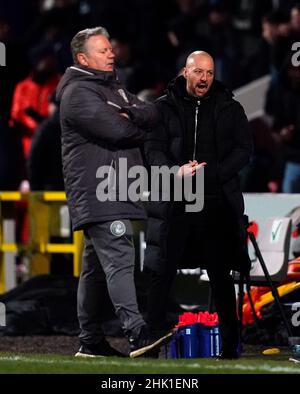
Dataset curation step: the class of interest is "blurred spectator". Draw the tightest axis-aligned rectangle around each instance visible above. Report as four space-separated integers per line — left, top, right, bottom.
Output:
291 3 300 36
25 0 81 72
261 10 292 74
206 4 239 88
111 36 165 94
111 37 145 93
2 0 300 196
167 0 212 71
231 0 274 84
0 0 39 39
240 118 283 192
0 20 29 125
28 95 64 191
0 119 24 190
266 63 300 192
232 0 273 36
10 44 60 160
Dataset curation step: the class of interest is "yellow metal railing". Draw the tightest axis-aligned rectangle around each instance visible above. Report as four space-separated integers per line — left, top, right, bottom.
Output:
0 191 83 293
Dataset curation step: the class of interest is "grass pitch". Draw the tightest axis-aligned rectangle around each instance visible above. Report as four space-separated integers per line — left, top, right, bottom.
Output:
0 352 299 374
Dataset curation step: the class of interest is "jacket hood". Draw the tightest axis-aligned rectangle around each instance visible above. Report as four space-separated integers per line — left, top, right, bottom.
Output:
56 65 119 102
165 75 234 104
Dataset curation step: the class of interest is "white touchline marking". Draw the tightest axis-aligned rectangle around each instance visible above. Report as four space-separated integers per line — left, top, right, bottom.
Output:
0 355 299 373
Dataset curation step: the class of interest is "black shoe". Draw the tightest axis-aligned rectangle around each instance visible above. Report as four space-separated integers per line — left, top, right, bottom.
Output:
75 339 125 358
129 325 173 358
216 349 240 360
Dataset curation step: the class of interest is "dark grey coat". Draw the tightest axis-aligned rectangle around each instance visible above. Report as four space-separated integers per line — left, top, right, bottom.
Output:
57 66 158 230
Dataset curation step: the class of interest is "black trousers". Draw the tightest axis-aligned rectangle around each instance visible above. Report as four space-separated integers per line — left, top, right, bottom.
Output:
146 197 239 350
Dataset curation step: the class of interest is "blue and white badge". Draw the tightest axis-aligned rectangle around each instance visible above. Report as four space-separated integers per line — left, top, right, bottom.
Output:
110 220 126 237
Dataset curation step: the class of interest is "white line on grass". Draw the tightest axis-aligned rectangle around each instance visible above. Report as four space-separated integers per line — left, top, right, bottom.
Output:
0 355 299 374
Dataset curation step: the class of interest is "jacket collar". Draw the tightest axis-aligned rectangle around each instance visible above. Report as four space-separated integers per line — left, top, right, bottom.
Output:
70 65 118 83
166 75 234 107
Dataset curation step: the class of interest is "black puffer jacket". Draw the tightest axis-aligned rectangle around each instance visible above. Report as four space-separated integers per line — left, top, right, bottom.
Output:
144 76 253 273
57 66 158 230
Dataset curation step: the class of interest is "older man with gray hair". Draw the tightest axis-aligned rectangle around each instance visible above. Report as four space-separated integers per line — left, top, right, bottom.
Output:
57 27 170 358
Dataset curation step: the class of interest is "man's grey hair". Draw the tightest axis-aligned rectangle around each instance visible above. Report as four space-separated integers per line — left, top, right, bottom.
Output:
70 26 109 64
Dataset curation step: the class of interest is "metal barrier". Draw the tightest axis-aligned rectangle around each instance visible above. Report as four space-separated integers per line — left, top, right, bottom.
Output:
0 191 83 294
234 74 271 121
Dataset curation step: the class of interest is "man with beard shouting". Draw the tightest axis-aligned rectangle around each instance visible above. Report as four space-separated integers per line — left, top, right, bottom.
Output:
144 51 253 359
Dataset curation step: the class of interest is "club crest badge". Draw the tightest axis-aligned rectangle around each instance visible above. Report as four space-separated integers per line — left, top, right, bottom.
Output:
110 220 126 237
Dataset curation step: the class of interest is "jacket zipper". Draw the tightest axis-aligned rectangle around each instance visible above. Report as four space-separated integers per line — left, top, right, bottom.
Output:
192 100 201 161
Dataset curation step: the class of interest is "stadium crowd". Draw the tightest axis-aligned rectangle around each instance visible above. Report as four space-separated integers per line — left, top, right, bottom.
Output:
0 0 299 193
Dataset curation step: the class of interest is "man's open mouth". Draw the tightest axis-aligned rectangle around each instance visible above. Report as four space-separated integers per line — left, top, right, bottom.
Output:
196 83 207 89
